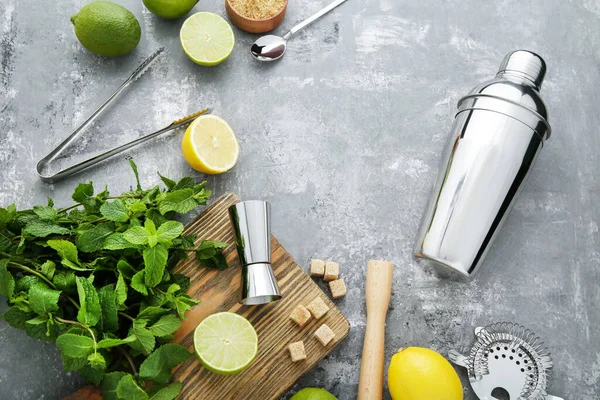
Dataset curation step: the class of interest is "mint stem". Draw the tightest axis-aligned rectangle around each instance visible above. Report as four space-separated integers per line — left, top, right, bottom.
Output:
54 316 97 352
5 260 81 310
119 312 135 322
118 346 138 376
7 261 55 288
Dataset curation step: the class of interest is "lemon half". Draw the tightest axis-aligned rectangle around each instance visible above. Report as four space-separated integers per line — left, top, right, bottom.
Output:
182 115 240 174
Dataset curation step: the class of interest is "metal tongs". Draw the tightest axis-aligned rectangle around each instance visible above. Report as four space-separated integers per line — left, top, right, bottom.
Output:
36 48 209 183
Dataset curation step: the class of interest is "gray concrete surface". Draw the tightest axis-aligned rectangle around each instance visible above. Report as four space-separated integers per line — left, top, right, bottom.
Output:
0 0 598 398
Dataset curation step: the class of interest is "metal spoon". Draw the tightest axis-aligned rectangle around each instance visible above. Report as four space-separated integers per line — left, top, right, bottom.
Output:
250 0 348 61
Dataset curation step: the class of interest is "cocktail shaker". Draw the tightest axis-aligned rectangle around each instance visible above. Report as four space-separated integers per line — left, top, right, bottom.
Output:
228 200 282 305
414 50 551 277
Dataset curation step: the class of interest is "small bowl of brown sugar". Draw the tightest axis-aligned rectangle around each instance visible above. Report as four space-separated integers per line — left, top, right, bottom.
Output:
225 0 288 33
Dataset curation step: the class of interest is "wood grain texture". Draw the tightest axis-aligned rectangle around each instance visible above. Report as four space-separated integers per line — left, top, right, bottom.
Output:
358 261 394 400
172 193 350 400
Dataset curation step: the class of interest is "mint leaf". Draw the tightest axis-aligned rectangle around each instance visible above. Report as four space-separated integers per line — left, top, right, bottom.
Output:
115 273 128 306
193 186 212 205
80 364 105 385
17 275 40 292
117 374 148 400
2 307 36 329
28 282 61 315
157 189 197 215
148 314 181 337
97 335 136 349
156 221 184 244
172 234 196 250
77 222 114 253
56 333 95 358
26 315 49 325
129 160 142 192
0 230 12 252
139 344 192 384
101 371 127 400
148 381 182 400
131 270 148 295
0 259 15 298
72 182 96 210
100 200 129 222
157 173 176 191
26 317 59 341
145 219 158 248
123 226 149 246
88 352 106 370
53 270 76 293
195 240 229 271
128 200 147 213
40 260 56 280
62 354 88 372
137 306 170 320
98 285 119 332
173 177 195 191
0 205 16 225
117 260 137 280
173 295 199 319
23 220 70 237
145 209 168 229
33 205 58 221
104 233 140 250
132 319 155 355
48 240 85 270
143 244 168 288
76 276 101 327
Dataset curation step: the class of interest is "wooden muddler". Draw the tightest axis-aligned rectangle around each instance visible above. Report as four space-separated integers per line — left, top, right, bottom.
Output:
357 260 394 400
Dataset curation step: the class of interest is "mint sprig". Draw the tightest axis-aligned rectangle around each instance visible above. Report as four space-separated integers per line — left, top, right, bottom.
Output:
0 161 229 399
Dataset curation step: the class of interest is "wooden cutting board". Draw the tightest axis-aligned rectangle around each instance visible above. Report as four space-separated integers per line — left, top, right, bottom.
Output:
171 193 350 400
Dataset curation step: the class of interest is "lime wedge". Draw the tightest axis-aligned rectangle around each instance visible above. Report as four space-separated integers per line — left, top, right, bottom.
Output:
193 312 258 375
180 12 235 66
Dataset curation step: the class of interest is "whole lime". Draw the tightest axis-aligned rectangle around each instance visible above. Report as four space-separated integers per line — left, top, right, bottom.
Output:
290 388 337 400
71 1 141 57
143 0 199 19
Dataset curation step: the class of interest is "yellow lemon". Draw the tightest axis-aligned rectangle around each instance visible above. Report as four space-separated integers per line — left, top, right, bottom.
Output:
181 115 240 174
388 347 463 400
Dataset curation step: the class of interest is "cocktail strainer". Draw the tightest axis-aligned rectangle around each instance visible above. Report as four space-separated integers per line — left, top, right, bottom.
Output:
449 322 563 400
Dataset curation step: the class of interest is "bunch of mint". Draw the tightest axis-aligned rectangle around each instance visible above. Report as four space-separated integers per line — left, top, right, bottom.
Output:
0 161 228 400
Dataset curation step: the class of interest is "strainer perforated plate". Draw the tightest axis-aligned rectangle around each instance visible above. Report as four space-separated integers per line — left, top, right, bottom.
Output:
449 322 563 400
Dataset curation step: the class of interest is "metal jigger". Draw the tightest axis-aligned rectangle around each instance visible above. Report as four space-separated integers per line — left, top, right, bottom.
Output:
228 200 281 305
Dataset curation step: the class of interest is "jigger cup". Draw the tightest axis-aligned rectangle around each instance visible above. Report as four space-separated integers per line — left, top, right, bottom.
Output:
228 200 282 305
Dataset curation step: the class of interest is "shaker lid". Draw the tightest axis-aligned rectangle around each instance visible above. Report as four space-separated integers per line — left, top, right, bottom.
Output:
497 50 547 89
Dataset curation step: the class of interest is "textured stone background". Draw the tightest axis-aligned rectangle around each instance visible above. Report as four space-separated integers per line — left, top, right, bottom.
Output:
1 0 599 398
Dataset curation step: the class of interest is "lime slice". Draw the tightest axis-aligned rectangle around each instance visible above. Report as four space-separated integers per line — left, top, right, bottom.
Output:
193 312 258 375
181 114 240 174
180 12 235 66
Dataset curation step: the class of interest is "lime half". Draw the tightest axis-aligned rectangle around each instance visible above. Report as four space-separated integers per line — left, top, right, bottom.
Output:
180 12 235 66
193 312 258 375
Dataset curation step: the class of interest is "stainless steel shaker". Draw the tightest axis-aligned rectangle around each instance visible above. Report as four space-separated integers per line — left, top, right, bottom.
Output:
414 50 551 277
228 200 282 305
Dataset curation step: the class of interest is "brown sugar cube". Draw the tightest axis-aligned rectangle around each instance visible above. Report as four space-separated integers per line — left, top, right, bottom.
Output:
324 261 339 281
306 297 329 319
288 341 307 362
314 324 335 346
310 259 326 277
328 279 347 299
289 304 312 327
